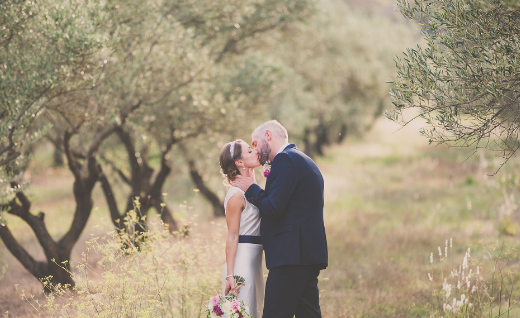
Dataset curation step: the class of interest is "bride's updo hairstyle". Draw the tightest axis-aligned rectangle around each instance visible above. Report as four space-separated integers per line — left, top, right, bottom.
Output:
219 140 244 186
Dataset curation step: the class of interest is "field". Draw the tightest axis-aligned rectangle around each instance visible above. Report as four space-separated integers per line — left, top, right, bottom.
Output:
1 116 520 317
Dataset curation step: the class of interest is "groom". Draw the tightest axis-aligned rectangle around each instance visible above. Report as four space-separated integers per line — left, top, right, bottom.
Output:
233 120 328 318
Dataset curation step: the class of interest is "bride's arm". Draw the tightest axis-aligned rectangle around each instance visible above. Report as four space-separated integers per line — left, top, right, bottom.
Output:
224 193 245 295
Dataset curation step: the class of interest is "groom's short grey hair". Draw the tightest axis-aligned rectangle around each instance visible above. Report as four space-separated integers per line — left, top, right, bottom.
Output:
253 120 288 142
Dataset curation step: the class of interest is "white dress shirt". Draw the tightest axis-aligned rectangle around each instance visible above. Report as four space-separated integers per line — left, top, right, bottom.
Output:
276 143 290 155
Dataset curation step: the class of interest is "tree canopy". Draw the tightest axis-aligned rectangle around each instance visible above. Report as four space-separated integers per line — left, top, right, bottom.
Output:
387 0 520 166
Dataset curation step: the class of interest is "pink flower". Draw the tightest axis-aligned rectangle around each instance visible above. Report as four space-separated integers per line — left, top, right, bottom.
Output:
213 305 224 316
212 295 221 306
263 169 270 178
231 300 240 311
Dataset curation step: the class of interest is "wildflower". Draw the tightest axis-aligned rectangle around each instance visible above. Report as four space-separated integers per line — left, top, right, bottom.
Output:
428 273 433 281
442 278 452 299
430 253 433 263
438 246 442 258
450 238 452 248
476 266 479 275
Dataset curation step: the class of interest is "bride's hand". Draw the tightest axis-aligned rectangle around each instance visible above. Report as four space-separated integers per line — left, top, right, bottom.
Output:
225 276 237 296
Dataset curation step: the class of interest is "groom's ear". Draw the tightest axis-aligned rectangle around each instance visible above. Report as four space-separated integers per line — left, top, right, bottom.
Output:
265 130 271 141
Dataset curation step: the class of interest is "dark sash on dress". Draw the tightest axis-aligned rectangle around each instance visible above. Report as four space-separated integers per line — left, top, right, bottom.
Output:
238 235 262 244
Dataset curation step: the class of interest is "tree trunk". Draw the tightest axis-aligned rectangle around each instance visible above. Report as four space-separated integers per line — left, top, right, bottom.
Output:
0 124 118 290
100 129 178 234
187 159 225 217
0 185 77 289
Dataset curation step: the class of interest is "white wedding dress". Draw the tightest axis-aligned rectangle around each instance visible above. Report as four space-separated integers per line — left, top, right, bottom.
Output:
222 186 264 318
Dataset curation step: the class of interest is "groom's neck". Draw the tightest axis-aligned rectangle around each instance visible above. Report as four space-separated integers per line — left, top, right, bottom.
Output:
269 139 287 161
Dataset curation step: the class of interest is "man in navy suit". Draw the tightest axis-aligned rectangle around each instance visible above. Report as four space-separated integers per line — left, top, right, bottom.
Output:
233 120 328 318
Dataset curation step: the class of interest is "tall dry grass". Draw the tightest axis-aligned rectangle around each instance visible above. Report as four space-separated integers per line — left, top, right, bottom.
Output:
14 201 225 318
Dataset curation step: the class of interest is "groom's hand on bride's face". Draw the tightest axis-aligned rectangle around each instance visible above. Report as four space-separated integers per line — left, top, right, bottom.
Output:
233 168 256 191
232 172 255 192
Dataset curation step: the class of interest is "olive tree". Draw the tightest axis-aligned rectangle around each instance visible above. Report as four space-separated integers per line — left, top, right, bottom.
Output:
260 0 419 157
96 0 314 223
386 0 520 166
0 0 110 288
0 0 102 200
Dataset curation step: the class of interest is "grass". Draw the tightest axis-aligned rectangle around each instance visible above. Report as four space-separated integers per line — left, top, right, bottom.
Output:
2 117 520 317
317 118 520 317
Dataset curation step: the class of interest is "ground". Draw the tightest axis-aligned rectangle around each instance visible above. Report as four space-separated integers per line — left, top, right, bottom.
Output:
1 117 520 317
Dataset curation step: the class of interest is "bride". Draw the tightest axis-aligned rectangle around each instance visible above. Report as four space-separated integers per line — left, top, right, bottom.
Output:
219 139 264 317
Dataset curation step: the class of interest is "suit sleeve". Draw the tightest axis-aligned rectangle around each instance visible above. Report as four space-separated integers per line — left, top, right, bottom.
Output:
244 153 298 220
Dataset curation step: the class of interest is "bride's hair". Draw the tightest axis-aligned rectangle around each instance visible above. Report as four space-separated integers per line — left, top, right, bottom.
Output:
219 140 243 186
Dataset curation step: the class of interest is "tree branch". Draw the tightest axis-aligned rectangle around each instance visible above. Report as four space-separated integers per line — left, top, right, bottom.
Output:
98 165 123 228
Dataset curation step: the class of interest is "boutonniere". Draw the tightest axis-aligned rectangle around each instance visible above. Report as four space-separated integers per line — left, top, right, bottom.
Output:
262 161 271 178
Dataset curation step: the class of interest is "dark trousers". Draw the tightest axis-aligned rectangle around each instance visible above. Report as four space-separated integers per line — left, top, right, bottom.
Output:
262 264 322 318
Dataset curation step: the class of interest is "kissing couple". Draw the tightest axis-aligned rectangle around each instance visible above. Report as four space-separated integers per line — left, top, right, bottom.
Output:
218 120 328 318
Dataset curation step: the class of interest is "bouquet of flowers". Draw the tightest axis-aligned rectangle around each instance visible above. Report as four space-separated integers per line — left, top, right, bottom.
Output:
205 276 253 318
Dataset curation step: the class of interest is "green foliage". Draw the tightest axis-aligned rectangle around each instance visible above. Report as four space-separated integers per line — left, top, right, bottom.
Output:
0 0 103 201
267 0 420 156
387 0 520 166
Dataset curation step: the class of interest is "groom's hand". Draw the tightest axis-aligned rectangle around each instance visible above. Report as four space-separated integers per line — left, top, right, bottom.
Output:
232 169 255 192
232 168 255 192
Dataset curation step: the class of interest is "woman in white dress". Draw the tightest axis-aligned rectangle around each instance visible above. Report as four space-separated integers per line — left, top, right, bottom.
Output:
219 139 264 318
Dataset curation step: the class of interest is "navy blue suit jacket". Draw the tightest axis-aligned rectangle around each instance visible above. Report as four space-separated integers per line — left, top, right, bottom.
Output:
245 144 328 270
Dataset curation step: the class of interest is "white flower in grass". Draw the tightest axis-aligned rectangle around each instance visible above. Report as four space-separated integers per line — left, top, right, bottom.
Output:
450 238 452 248
438 246 442 258
428 273 433 281
457 280 461 289
430 253 433 263
442 278 452 299
476 266 479 275
471 285 476 293
462 253 468 270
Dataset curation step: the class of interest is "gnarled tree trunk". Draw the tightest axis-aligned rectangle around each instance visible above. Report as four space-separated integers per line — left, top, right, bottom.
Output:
99 127 178 234
0 126 115 289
